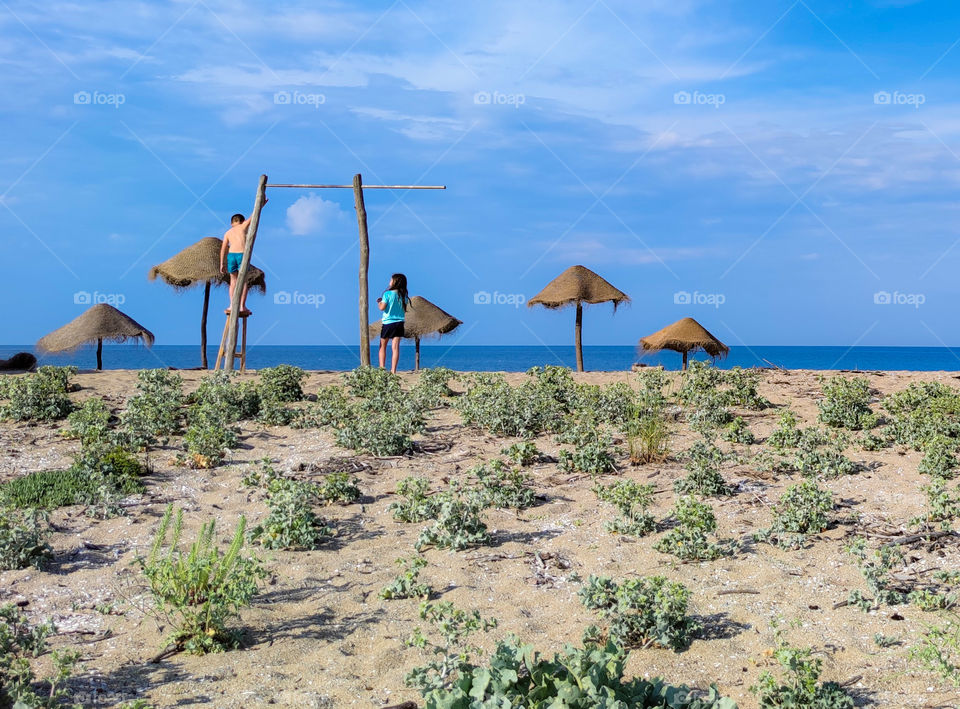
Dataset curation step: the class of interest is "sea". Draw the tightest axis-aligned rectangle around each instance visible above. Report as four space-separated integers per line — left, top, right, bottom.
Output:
3 345 960 372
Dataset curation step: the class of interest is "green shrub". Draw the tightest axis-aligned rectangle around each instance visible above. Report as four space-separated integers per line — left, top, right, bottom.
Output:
332 403 423 455
911 612 960 688
318 472 361 504
0 508 51 570
120 369 184 448
501 440 542 466
918 435 958 479
781 428 857 478
755 481 833 549
342 366 402 400
914 479 960 530
752 621 854 708
64 397 112 446
635 368 669 418
390 477 439 523
818 376 879 431
676 362 724 407
249 478 332 550
721 416 755 444
416 636 736 709
415 487 490 551
881 382 960 450
674 440 733 497
724 367 770 410
190 372 260 423
411 367 458 408
654 496 733 561
182 414 238 469
471 460 537 510
139 506 267 654
557 419 616 475
627 413 670 465
687 390 733 435
767 410 802 450
380 555 431 600
579 574 697 650
0 604 81 709
593 479 656 536
258 365 306 402
572 381 636 428
292 385 352 428
0 366 75 422
845 537 908 609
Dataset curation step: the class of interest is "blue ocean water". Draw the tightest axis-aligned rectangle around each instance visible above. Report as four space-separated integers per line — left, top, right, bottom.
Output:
3 344 960 372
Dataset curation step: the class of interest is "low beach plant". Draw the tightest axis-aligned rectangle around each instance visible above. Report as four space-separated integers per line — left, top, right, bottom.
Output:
627 413 670 465
721 416 755 444
755 480 833 549
258 364 306 402
913 479 960 530
0 366 76 422
500 440 542 466
578 574 698 651
918 435 958 479
845 537 908 610
593 479 656 536
317 471 361 505
557 418 616 475
139 505 267 655
724 367 771 410
380 555 431 600
911 612 960 688
0 507 51 570
411 367 459 408
390 476 440 523
471 460 537 510
767 410 803 450
119 369 184 448
292 384 352 429
655 496 733 561
674 439 733 497
818 375 879 431
415 486 490 551
249 477 333 550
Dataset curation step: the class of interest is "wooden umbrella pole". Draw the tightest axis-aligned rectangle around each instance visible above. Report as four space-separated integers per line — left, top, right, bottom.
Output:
682 350 688 370
354 173 371 367
225 174 268 371
96 337 103 370
200 281 210 369
574 302 584 372
415 337 420 372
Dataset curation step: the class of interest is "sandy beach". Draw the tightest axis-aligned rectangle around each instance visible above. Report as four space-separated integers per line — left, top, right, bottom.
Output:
1 367 959 709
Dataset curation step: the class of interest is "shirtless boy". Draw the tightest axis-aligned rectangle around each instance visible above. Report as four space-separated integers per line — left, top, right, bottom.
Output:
219 199 267 315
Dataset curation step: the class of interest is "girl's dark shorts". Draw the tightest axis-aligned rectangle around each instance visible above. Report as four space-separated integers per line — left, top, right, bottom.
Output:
381 321 405 339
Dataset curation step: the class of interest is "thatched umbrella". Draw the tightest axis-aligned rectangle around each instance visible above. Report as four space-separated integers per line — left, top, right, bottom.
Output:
36 304 155 370
639 317 729 370
149 237 266 368
527 265 630 372
369 296 462 371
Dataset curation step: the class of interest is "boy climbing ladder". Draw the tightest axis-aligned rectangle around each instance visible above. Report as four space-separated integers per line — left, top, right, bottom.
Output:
219 198 268 316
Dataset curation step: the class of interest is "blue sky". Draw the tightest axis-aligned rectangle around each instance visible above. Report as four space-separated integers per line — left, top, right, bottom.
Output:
2 0 960 349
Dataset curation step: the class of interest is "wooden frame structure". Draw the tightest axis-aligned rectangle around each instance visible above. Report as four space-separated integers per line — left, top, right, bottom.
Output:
221 174 445 370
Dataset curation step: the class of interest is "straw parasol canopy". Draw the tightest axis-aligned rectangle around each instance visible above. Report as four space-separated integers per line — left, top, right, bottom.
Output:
369 296 462 370
149 237 266 368
36 304 154 370
527 265 630 372
639 317 729 370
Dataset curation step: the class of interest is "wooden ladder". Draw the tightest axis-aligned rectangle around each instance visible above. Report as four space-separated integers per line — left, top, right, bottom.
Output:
215 312 249 372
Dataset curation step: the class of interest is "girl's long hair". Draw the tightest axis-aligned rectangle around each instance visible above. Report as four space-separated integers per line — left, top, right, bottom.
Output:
390 273 411 311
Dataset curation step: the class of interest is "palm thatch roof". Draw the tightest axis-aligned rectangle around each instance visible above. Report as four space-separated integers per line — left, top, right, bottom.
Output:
639 317 729 357
148 237 266 293
36 304 155 353
527 265 630 310
369 296 462 339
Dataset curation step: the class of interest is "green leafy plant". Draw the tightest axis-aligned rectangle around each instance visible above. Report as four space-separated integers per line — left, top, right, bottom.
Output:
390 477 440 523
456 372 566 438
63 396 112 445
578 574 698 651
817 376 879 431
258 364 306 402
139 505 267 654
724 367 770 410
918 435 958 480
654 496 733 561
873 633 900 648
415 487 490 551
755 480 833 549
593 479 656 536
119 369 184 448
557 418 616 475
411 367 459 408
317 471 361 504
380 555 431 600
0 366 76 422
249 478 333 550
911 611 960 687
674 439 733 497
501 440 542 466
471 460 537 510
342 366 403 400
405 601 497 694
845 537 908 610
751 620 854 708
0 508 51 570
767 410 803 450
721 416 755 444
913 479 960 530
0 604 82 709
292 384 352 428
332 403 423 455
627 413 670 465
635 368 669 418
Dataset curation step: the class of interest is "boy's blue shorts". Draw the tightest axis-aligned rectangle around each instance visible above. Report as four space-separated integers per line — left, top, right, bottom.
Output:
227 253 243 274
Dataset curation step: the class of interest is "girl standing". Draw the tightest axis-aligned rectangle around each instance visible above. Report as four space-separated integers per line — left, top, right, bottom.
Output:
377 273 410 374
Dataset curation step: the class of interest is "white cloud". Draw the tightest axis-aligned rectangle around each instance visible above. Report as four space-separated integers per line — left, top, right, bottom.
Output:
285 194 347 236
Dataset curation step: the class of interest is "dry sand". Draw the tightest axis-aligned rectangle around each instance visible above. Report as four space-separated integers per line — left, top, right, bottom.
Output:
1 368 959 709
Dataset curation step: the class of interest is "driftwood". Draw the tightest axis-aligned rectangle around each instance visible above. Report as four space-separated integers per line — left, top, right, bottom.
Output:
882 530 957 548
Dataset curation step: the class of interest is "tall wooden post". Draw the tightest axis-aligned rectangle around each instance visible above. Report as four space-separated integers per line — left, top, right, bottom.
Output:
415 337 421 372
96 337 103 370
354 173 371 367
574 302 584 372
200 281 210 369
682 350 688 370
225 174 267 371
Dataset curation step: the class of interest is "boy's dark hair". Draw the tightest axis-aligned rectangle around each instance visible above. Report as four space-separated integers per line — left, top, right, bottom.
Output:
390 273 411 312
231 213 245 224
